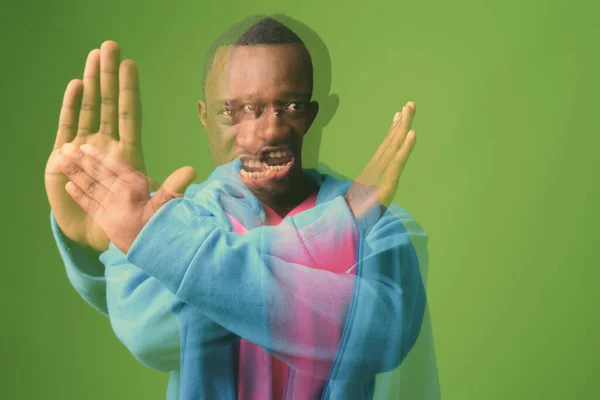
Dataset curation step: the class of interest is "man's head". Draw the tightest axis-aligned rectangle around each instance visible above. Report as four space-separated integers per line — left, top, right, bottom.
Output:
197 17 320 205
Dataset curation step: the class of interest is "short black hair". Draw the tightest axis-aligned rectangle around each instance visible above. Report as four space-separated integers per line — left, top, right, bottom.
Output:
234 17 304 45
202 16 313 100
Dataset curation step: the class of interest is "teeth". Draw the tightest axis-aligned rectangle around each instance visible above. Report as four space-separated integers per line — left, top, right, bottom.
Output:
242 159 264 167
248 171 266 178
267 150 290 158
266 161 291 171
241 161 291 178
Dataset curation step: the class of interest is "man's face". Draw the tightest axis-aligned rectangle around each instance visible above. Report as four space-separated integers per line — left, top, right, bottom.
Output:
200 46 238 166
201 43 317 199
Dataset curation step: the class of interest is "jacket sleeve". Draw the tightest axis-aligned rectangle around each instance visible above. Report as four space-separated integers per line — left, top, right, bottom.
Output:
100 244 238 373
98 185 237 373
126 194 427 380
50 193 237 372
50 211 108 315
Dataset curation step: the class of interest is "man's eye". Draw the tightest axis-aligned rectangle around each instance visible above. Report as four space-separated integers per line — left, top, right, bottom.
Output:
243 104 256 113
219 109 232 118
285 102 306 112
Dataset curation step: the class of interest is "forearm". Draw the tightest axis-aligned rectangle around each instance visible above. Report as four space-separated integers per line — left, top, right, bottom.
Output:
101 243 237 372
50 211 108 315
126 195 424 378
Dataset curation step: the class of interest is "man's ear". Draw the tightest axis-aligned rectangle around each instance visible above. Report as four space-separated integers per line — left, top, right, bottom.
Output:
313 94 339 128
197 100 208 129
305 100 320 132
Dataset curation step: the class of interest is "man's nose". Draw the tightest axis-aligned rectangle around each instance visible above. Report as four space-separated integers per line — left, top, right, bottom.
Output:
236 110 289 152
257 109 288 143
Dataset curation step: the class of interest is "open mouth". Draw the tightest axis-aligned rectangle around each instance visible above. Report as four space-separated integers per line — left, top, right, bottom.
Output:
240 150 294 180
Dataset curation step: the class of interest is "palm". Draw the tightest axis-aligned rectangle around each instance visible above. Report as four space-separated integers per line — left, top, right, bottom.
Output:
345 103 417 219
45 42 146 251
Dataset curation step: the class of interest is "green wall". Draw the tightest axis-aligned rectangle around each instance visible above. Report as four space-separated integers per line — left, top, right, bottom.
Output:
2 0 598 398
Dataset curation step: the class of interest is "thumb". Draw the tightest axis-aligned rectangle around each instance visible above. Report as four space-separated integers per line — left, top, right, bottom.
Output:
150 166 196 210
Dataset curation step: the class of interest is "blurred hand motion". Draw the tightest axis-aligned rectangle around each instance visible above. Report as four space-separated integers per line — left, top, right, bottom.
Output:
345 102 417 219
45 41 156 251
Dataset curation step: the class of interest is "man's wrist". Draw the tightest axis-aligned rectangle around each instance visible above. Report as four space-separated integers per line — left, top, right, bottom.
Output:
343 192 383 232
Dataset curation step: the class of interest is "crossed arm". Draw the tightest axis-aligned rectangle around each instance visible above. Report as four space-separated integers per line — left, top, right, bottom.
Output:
53 184 427 379
48 40 426 381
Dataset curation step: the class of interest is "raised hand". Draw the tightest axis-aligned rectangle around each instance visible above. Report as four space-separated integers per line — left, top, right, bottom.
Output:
54 144 195 254
344 101 417 220
45 41 149 251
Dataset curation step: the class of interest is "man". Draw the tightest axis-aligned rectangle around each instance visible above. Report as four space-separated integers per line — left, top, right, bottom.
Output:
46 16 430 399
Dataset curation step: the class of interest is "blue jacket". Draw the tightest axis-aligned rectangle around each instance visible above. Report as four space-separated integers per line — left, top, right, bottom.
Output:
51 159 432 399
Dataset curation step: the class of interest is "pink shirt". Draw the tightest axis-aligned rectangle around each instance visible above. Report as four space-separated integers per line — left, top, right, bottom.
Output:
226 193 358 400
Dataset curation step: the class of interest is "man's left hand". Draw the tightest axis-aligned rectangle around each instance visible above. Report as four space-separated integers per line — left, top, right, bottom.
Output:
55 143 196 253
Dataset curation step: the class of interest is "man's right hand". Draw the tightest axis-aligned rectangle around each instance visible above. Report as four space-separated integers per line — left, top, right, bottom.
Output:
345 102 417 220
45 41 148 251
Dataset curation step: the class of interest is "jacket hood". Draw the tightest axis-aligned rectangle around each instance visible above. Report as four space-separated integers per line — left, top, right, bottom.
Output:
184 158 352 230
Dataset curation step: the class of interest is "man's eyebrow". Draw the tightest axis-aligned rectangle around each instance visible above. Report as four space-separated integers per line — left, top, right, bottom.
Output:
281 91 311 99
211 99 231 107
214 97 247 105
214 92 311 106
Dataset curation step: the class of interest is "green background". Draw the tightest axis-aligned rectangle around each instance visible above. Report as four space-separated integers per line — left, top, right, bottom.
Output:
2 0 598 399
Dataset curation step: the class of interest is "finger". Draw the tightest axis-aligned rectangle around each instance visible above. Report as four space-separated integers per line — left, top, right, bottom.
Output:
387 102 415 156
99 41 120 138
386 130 417 182
378 102 416 167
118 59 142 146
373 101 416 163
372 109 404 162
56 153 112 206
406 101 417 115
149 166 196 211
65 181 104 219
80 144 138 183
62 142 117 188
77 49 101 136
55 79 83 149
